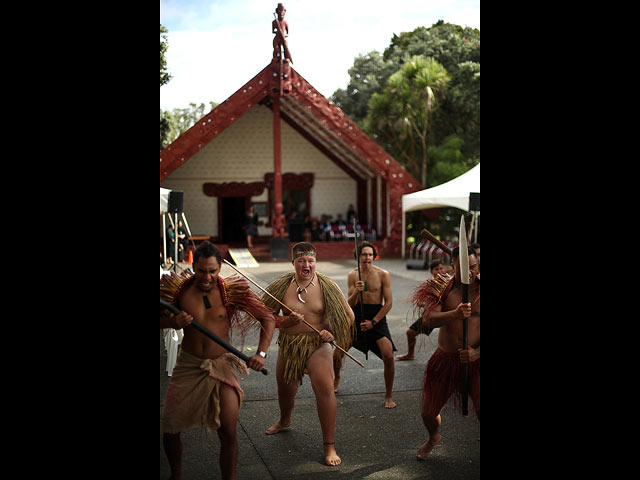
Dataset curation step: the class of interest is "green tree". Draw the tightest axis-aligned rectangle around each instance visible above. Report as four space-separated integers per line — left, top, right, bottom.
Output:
163 102 218 147
160 24 171 87
427 134 476 186
330 52 396 128
332 21 480 184
160 109 171 151
160 24 172 150
159 23 218 151
366 56 450 187
380 22 480 165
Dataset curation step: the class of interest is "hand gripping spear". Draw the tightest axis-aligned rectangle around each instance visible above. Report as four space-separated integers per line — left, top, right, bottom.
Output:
160 298 269 375
223 259 365 368
458 215 470 415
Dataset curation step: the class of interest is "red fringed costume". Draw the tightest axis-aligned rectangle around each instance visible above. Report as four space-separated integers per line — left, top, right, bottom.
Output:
160 270 273 347
160 270 275 434
410 273 480 416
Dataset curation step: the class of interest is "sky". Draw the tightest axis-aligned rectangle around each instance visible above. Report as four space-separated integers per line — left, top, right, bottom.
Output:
160 0 480 111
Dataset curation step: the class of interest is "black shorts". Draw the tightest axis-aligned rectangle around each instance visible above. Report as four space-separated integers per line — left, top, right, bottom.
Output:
351 303 397 360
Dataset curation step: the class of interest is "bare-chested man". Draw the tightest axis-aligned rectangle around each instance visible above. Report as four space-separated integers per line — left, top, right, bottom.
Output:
334 241 397 408
160 241 275 480
411 246 480 460
262 242 354 466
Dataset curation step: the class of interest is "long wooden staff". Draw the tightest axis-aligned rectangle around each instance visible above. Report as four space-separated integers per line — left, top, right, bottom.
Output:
458 216 470 415
180 212 197 251
223 259 364 368
160 298 268 375
353 219 366 326
420 228 452 256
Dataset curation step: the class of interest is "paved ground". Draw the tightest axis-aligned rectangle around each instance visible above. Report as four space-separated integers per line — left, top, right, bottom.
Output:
160 258 480 479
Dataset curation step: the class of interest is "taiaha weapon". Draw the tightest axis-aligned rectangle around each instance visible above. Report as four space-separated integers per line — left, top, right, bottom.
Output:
272 13 293 64
160 298 269 376
353 218 366 329
420 228 452 256
458 215 470 415
222 259 365 368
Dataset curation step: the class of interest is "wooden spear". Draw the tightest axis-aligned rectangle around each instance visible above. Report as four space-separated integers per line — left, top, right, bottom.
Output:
458 215 470 415
160 298 268 375
420 228 452 256
353 218 366 327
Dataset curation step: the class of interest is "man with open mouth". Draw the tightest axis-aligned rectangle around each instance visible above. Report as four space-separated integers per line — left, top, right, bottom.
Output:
262 242 355 467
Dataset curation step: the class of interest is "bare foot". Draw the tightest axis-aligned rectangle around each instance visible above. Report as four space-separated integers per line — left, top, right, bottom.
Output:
384 397 397 409
323 443 341 466
265 420 291 435
395 354 415 361
334 375 340 393
416 433 441 460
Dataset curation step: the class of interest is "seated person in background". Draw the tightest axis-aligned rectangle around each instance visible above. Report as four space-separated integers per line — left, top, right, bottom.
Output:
469 242 480 273
346 204 356 223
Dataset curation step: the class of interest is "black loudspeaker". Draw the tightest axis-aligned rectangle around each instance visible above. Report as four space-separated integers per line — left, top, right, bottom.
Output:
270 238 290 260
469 192 480 211
168 191 184 213
288 218 304 242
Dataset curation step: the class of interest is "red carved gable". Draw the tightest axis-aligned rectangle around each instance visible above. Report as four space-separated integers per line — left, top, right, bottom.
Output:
159 64 423 255
160 65 421 192
160 68 273 182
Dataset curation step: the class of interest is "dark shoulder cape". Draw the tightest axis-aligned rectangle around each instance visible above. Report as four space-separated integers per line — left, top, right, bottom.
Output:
409 273 455 317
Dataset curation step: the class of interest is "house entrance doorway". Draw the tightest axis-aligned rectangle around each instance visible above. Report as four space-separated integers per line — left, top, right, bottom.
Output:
220 197 247 244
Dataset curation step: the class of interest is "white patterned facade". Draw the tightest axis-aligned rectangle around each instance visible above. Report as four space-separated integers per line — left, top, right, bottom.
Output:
160 105 357 237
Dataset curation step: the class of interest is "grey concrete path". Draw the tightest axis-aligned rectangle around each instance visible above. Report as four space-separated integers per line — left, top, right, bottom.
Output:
160 258 479 479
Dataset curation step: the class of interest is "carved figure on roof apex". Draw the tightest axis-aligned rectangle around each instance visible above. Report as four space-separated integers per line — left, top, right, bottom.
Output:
271 3 292 95
272 3 292 63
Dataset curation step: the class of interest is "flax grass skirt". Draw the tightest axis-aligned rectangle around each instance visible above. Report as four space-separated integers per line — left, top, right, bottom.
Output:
277 331 325 385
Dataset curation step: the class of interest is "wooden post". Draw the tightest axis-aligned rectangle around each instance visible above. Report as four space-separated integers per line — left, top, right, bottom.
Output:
273 96 282 208
272 96 282 206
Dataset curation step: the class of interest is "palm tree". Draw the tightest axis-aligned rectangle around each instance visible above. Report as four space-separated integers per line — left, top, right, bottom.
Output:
366 56 450 187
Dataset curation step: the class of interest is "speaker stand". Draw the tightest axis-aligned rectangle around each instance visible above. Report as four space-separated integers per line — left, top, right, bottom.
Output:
163 211 197 274
270 237 289 260
170 212 198 273
164 212 183 273
180 211 197 257
170 212 180 272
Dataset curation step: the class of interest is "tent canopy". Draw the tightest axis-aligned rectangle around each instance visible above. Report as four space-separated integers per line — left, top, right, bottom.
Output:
160 187 171 214
400 164 479 258
402 163 479 213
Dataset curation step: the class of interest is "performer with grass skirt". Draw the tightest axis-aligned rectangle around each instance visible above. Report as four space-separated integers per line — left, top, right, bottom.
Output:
262 242 355 466
410 245 480 460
